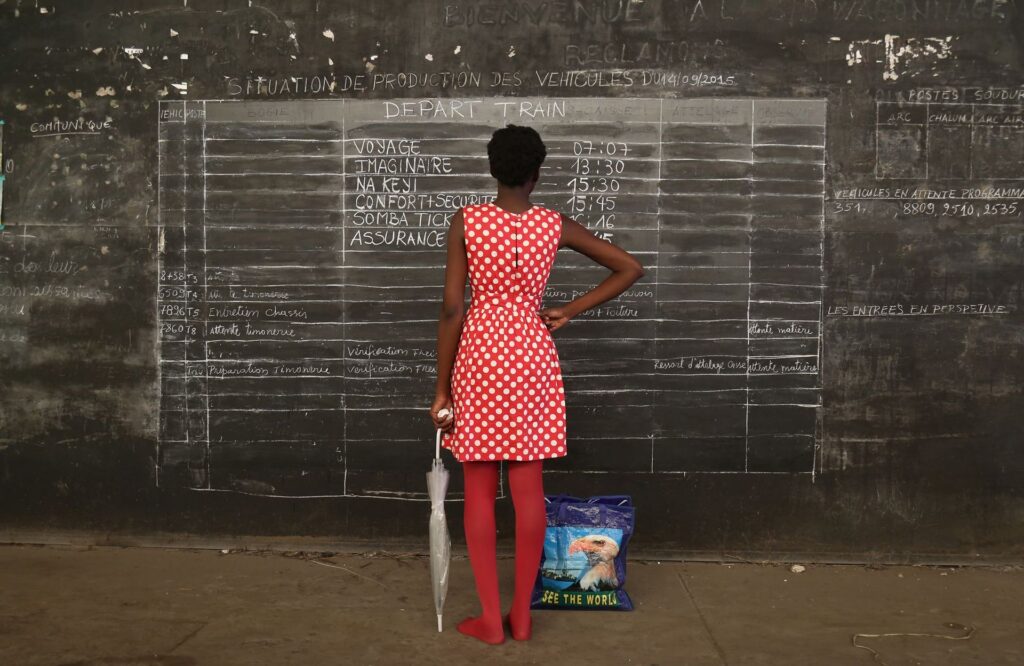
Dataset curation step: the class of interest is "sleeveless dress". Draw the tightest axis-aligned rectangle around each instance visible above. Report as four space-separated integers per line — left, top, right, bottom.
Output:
441 202 568 462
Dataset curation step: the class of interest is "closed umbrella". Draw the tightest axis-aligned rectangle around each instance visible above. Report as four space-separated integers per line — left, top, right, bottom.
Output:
427 413 452 632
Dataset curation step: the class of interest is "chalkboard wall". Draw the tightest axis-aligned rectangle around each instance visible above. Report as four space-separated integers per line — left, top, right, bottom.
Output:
2 0 1023 560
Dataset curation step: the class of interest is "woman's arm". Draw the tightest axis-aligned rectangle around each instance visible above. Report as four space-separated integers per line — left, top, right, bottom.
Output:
431 209 468 428
540 214 645 331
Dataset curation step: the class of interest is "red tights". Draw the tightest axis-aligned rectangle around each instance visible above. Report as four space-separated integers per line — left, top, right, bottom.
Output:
457 460 545 644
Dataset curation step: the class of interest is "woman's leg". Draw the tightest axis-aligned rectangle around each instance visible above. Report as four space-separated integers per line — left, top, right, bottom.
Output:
458 460 505 644
506 459 545 640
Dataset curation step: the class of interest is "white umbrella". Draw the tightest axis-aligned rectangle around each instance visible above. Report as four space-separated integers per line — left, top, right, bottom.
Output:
427 414 452 632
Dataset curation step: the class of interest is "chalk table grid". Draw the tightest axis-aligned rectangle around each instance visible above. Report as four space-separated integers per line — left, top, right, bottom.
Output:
157 97 826 497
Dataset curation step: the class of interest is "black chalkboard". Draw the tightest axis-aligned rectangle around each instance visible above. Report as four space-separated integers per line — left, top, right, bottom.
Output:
1 1 1022 558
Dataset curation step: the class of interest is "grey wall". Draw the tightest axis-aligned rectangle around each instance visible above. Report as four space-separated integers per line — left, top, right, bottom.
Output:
1 0 1023 560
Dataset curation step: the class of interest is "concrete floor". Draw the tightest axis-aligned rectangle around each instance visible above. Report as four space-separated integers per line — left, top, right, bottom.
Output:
0 545 1021 665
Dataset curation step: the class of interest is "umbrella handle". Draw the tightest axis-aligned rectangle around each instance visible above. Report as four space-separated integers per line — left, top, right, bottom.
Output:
435 407 451 459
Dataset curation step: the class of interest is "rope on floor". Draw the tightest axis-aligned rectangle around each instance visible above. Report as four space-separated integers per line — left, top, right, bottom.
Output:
851 622 975 665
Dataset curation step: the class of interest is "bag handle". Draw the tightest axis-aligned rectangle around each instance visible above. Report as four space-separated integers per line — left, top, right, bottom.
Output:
586 495 633 507
544 494 583 505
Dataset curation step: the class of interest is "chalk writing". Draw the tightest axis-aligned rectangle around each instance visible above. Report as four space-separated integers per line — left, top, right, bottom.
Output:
156 96 826 495
828 304 1010 316
30 117 113 136
876 100 1024 180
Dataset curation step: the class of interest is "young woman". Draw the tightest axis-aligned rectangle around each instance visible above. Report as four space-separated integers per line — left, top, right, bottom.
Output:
430 125 645 644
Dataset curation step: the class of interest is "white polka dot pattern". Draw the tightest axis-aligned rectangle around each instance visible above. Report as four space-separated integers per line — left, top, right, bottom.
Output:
441 202 567 462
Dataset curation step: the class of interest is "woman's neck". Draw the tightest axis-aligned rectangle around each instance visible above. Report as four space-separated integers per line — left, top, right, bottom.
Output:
494 184 534 214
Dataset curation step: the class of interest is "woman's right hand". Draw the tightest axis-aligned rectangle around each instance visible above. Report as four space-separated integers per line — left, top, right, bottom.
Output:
431 394 455 432
539 306 573 332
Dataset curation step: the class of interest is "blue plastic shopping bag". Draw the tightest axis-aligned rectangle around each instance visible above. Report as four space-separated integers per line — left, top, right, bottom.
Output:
529 494 635 611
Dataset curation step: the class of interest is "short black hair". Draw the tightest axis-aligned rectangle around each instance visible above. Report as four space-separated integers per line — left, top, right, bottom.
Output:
487 124 547 187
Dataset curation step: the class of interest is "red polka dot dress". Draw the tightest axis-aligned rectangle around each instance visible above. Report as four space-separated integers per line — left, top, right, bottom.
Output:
441 202 568 462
